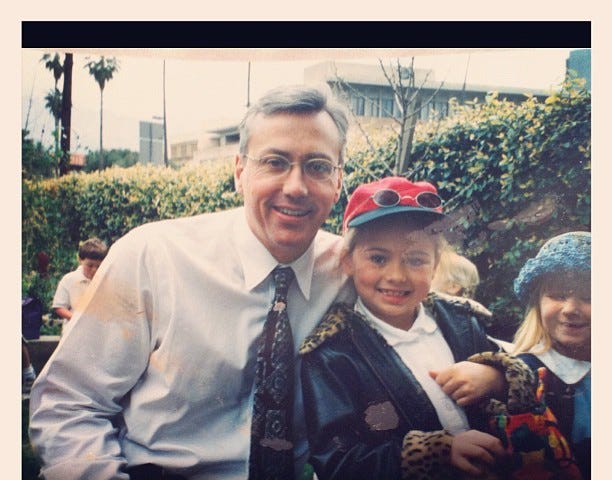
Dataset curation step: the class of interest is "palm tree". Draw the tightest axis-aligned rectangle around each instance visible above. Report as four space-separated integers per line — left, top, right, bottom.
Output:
41 53 64 174
44 88 62 172
59 53 73 176
41 53 63 89
84 56 120 168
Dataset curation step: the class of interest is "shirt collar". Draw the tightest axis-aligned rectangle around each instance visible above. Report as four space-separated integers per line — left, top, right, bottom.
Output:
534 346 591 384
76 265 90 283
355 297 437 345
234 208 314 300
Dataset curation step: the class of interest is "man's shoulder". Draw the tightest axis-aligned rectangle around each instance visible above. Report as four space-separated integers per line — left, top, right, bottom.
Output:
313 228 343 254
315 227 341 241
125 208 241 242
105 208 243 262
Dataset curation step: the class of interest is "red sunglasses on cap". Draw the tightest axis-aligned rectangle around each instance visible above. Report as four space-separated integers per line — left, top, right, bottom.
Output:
343 176 445 231
371 188 443 209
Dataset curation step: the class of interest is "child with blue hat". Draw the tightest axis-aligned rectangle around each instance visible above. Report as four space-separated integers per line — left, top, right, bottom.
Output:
511 231 591 478
424 231 590 480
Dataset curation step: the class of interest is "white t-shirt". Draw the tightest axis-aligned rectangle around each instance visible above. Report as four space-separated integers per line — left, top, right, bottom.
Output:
51 265 91 311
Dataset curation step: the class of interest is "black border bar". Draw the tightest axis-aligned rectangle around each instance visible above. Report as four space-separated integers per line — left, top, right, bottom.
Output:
22 21 591 49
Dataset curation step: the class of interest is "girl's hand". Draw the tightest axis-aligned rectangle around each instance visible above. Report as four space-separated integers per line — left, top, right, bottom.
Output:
430 361 506 406
450 430 506 477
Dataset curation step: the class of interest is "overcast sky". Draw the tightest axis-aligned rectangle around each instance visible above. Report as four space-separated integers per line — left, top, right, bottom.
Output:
22 48 574 153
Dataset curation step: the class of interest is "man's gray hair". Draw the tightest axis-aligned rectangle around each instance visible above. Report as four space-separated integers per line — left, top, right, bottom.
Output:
238 84 349 163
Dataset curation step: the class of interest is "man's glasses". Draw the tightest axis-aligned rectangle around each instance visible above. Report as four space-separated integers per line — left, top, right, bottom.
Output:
243 154 340 182
371 188 443 210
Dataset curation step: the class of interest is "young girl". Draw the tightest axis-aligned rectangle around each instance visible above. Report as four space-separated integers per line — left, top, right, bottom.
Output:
510 231 591 478
299 176 515 479
431 248 481 299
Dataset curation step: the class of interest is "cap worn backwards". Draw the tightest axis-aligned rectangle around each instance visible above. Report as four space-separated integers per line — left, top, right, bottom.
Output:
513 231 591 305
342 176 446 232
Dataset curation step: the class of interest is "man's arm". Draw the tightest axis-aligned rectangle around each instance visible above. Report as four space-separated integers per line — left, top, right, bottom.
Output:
29 235 152 480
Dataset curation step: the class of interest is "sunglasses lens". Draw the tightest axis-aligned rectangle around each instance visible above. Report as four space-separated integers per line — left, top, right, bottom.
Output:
372 189 400 207
416 192 442 209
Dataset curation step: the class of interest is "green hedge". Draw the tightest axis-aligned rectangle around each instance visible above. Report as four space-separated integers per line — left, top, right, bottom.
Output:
333 78 590 338
22 162 242 306
23 79 590 340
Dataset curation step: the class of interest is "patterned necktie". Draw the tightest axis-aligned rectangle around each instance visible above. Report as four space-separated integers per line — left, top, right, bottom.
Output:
249 266 296 480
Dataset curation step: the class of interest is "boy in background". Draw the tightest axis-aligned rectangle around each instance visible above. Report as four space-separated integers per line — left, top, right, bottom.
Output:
52 237 108 322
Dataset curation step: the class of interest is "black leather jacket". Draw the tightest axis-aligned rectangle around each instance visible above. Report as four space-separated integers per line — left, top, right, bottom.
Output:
299 293 498 480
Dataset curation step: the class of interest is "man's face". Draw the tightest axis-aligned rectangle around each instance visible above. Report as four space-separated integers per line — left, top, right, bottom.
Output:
235 111 342 263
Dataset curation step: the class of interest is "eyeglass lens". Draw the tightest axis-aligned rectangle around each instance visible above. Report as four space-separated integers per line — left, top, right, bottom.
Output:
251 155 336 181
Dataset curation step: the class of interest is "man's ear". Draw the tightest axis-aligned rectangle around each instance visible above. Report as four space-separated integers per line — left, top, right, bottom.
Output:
333 169 343 203
234 154 244 194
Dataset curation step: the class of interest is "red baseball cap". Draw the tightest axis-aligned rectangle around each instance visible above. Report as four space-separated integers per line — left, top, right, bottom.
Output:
343 176 445 232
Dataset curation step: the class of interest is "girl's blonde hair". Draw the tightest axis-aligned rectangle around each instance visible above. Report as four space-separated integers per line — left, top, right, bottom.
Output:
510 280 552 355
431 248 480 298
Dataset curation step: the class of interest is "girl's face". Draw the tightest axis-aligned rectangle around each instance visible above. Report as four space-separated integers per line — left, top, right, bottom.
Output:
539 273 591 361
343 219 438 330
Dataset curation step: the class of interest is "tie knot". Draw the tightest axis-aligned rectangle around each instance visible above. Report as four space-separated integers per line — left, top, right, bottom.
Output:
272 266 294 295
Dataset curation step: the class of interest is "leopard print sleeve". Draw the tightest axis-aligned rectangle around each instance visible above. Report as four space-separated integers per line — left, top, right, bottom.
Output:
467 351 539 414
400 429 454 480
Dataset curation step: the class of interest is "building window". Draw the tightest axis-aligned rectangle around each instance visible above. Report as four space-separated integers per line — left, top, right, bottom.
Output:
367 96 379 117
381 97 394 118
420 101 430 120
352 96 365 116
437 101 449 118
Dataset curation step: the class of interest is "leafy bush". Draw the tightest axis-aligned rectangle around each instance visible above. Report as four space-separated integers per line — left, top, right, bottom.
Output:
22 79 590 339
22 129 57 179
22 162 242 314
409 79 590 337
84 149 140 171
330 78 590 338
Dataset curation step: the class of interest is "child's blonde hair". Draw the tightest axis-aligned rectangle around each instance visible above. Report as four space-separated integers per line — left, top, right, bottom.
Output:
511 281 552 355
341 213 446 264
431 249 480 298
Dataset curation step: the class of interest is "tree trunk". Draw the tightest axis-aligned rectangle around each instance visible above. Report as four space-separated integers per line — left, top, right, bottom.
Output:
163 60 168 166
99 88 104 169
396 103 417 175
60 53 73 176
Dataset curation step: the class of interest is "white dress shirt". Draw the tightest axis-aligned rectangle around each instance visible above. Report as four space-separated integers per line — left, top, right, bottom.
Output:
29 207 354 480
355 298 470 434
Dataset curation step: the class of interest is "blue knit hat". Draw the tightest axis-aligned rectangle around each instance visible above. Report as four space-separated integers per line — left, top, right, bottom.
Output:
513 231 591 304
